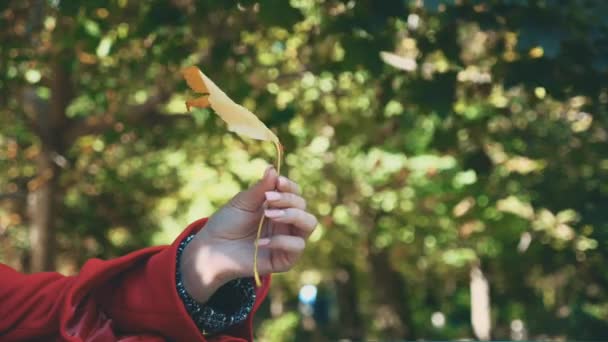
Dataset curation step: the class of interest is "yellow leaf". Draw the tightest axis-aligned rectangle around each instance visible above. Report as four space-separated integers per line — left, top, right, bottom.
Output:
181 66 279 144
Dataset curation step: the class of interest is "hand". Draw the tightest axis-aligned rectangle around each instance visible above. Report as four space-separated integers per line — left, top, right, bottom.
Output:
180 166 317 303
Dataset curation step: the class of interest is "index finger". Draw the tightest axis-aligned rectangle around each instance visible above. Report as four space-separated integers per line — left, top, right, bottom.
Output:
277 176 301 195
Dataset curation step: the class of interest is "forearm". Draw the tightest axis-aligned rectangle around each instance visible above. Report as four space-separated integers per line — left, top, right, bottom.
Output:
0 218 269 341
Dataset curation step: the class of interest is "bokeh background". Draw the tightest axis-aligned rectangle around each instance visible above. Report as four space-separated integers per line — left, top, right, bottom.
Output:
1 0 608 340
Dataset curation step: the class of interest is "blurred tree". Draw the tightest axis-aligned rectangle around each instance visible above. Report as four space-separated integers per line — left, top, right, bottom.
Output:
1 0 607 340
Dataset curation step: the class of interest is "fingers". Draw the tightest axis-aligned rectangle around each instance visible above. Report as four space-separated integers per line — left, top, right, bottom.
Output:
277 176 300 195
258 235 305 254
229 166 278 212
265 208 318 237
265 191 306 210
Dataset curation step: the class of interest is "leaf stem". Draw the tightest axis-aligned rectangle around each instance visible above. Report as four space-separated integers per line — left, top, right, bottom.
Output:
253 141 283 286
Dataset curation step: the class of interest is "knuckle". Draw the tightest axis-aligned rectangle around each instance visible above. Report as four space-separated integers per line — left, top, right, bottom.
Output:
230 195 255 212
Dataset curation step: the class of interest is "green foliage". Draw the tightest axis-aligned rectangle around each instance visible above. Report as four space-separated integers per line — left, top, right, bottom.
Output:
1 0 607 340
257 311 300 342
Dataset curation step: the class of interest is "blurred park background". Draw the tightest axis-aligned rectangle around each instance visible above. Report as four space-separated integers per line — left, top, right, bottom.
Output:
1 0 608 340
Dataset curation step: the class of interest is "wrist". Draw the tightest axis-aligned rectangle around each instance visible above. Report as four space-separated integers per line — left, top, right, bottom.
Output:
180 235 233 303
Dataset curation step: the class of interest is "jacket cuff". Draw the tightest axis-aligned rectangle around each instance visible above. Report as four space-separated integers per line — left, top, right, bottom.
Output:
175 234 256 335
100 218 270 341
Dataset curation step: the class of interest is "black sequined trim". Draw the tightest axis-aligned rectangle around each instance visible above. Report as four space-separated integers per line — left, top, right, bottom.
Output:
175 234 256 335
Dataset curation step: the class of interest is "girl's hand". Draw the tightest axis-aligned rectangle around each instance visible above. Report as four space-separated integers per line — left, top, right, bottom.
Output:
180 166 317 303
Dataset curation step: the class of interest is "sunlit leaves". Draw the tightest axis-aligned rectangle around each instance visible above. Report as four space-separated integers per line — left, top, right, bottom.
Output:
2 0 608 339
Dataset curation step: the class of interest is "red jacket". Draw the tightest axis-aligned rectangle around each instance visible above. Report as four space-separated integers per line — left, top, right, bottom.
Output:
0 218 270 341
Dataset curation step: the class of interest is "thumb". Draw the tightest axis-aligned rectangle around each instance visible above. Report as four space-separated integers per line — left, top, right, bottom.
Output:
229 166 278 212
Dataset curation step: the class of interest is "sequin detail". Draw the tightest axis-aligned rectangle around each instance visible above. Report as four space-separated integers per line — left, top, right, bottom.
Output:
175 234 256 335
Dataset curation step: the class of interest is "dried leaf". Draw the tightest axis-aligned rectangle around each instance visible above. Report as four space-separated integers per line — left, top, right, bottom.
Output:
185 96 210 112
182 66 209 94
181 66 279 143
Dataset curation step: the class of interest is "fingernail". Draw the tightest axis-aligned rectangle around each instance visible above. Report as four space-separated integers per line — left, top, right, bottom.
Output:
279 176 288 187
258 238 271 246
265 209 285 218
265 191 281 201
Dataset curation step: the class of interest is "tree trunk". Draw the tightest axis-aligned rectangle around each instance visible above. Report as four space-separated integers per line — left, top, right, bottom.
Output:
335 263 364 339
26 54 71 272
368 247 413 339
27 148 58 272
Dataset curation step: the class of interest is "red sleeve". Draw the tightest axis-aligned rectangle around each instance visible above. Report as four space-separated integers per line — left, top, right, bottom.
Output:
0 218 270 342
